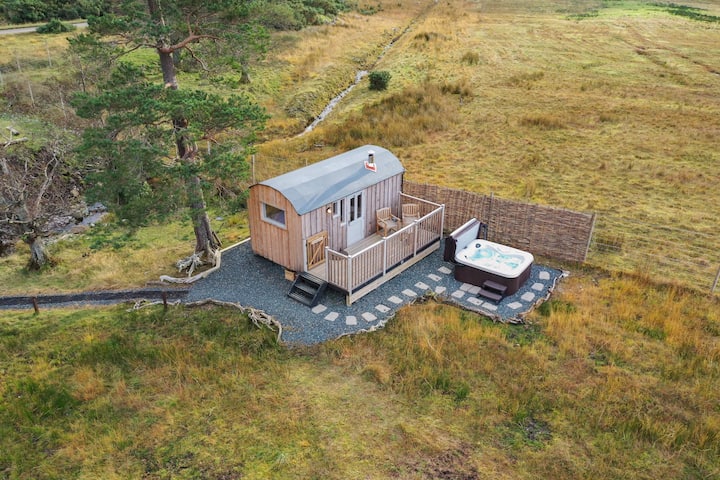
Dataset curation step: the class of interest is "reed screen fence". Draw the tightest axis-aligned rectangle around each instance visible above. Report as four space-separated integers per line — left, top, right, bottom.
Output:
402 181 595 264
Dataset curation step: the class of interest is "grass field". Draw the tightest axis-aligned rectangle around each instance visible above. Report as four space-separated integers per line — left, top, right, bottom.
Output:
1 270 718 478
250 0 720 292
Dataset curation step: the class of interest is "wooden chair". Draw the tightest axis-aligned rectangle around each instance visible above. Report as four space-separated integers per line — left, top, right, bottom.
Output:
401 203 420 226
376 207 400 236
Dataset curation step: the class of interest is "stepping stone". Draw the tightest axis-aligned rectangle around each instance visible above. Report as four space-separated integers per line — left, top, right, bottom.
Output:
531 282 545 291
459 283 473 292
467 285 481 295
312 304 328 314
483 303 498 311
507 301 523 310
325 311 339 321
375 304 390 313
434 286 447 295
415 282 430 291
361 312 377 322
402 289 417 298
427 273 442 282
388 295 403 304
438 266 452 275
451 290 465 299
539 271 551 280
345 316 357 326
521 292 536 302
467 296 483 306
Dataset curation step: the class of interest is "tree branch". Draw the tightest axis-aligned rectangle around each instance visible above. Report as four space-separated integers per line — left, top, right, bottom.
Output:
185 44 209 71
159 34 218 53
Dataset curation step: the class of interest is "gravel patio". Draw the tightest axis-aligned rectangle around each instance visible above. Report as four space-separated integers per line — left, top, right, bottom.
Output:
186 239 566 345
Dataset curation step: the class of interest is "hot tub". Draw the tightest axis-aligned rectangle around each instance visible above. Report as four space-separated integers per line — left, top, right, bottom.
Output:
444 218 533 295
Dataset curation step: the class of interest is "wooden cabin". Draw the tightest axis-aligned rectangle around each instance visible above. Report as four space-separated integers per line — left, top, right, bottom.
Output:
248 145 445 305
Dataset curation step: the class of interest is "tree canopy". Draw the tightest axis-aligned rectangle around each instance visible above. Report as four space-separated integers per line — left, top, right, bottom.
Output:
71 0 268 269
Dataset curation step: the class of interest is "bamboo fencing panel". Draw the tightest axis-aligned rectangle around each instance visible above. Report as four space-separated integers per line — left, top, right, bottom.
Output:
403 181 594 263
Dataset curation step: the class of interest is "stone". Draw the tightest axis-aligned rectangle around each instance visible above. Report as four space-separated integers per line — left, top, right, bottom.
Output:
312 304 328 314
521 292 536 302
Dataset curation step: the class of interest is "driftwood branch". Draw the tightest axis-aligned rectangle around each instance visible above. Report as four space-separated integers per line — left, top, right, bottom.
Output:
3 137 28 148
160 248 221 283
130 297 283 343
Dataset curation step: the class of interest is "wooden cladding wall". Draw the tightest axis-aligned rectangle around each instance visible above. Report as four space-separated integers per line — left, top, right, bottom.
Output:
403 181 595 263
363 175 403 237
248 184 304 271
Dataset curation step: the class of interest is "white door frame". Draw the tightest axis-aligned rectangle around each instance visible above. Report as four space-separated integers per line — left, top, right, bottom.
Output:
346 191 364 246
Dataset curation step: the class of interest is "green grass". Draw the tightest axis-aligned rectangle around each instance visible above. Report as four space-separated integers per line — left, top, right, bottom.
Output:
0 211 250 295
0 269 718 478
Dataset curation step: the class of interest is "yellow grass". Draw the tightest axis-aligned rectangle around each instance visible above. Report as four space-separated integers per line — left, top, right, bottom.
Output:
249 0 720 292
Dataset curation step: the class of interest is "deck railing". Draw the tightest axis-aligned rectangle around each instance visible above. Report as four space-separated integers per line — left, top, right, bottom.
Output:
325 198 444 304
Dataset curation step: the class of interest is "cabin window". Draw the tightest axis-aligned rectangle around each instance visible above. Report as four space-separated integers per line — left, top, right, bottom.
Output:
262 203 286 228
349 193 362 222
332 201 342 219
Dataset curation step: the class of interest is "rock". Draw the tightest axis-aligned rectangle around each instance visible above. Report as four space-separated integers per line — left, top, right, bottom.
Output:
70 225 90 235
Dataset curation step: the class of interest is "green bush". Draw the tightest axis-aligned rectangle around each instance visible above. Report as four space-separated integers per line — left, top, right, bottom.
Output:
36 18 75 34
368 71 391 91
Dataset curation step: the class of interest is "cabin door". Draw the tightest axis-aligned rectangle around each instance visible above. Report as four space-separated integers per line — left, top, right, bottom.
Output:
346 191 365 246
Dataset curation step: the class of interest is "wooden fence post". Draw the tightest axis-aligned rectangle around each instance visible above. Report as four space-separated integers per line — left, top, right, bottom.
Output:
584 212 597 262
712 266 720 295
32 297 39 315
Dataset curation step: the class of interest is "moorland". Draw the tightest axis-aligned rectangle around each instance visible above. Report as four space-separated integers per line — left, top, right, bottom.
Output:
1 0 719 478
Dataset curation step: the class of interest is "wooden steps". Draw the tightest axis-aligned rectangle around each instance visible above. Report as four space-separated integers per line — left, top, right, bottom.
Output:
477 279 507 303
288 272 328 307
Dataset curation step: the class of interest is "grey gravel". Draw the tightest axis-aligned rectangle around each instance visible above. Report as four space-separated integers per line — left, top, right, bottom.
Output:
185 239 564 346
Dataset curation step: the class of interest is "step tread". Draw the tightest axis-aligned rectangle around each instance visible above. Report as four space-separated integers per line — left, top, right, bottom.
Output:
477 288 503 302
482 280 507 294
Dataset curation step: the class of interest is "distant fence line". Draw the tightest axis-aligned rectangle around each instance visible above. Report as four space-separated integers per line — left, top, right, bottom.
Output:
403 181 595 264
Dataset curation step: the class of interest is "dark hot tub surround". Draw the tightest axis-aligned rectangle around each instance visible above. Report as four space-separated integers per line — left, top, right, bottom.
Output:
443 218 533 295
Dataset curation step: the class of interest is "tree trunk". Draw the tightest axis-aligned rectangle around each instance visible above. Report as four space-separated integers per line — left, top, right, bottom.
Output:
153 27 220 264
26 235 48 270
189 174 220 258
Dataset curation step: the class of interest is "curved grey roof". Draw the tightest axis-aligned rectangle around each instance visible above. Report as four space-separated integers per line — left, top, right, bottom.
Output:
259 145 404 215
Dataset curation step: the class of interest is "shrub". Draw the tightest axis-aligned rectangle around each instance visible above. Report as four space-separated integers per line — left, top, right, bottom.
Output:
36 18 75 34
368 70 391 91
461 51 480 65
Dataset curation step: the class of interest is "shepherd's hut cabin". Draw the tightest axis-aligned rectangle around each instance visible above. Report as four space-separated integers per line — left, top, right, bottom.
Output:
248 145 445 305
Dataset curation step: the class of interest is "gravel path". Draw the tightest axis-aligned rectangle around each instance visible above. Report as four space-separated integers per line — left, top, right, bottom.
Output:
186 239 565 346
0 288 189 310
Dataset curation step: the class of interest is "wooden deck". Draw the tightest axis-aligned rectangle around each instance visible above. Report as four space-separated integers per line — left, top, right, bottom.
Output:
312 196 444 305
